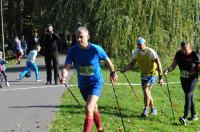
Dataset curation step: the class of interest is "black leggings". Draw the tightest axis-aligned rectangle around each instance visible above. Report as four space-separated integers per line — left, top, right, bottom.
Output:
180 78 197 118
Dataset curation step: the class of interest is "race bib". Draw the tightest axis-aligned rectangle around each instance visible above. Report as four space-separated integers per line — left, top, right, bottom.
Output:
180 70 189 78
79 65 94 76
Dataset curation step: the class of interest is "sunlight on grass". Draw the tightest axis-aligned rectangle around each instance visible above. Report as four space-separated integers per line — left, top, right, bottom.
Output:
6 59 16 67
50 69 200 132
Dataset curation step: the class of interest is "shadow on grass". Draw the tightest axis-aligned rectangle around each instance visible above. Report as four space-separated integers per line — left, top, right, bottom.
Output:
9 104 82 109
99 105 177 125
8 104 131 118
9 104 183 125
9 104 84 115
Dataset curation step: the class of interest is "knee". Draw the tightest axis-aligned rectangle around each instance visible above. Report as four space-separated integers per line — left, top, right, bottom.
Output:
86 104 95 114
143 90 148 96
143 87 150 95
185 92 193 98
93 105 98 112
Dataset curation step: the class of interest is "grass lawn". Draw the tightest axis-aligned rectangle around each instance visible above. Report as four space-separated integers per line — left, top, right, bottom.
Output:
50 68 200 132
7 59 17 67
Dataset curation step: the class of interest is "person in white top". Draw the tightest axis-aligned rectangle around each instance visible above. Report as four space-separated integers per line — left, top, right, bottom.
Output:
17 45 41 81
121 37 163 117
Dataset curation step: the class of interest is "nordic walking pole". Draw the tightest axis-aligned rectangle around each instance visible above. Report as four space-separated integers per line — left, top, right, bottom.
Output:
64 83 82 107
160 85 179 114
164 74 175 121
120 50 140 102
122 73 140 102
111 82 126 132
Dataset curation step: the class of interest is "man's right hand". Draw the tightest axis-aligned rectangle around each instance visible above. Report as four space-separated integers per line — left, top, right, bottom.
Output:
59 77 66 84
60 65 70 84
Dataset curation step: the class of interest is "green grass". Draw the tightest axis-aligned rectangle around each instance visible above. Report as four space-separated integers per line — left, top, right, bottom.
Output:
50 69 200 132
7 59 17 67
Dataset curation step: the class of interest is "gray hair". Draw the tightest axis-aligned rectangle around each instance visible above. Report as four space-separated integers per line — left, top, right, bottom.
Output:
76 26 89 35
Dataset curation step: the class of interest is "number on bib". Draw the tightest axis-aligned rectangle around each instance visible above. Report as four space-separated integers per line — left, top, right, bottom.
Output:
180 70 189 78
79 66 94 76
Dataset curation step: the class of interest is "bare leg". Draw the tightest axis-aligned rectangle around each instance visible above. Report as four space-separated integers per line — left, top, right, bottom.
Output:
142 83 154 108
84 95 100 132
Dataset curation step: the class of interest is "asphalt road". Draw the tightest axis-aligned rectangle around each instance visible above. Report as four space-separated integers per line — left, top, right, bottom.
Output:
0 55 72 132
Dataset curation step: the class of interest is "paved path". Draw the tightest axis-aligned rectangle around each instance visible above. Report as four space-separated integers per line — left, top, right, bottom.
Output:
0 55 72 132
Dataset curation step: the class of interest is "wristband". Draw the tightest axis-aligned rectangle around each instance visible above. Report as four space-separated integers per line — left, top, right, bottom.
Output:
110 71 116 77
159 75 163 80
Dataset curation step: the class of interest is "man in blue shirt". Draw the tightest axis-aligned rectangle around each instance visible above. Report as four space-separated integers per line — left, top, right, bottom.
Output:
60 27 118 132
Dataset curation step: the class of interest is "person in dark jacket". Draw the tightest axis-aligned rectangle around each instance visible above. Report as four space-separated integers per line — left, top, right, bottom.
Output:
43 24 60 85
164 41 200 125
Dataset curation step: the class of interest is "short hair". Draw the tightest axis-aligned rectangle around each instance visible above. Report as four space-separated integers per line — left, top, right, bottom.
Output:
34 45 41 50
47 24 53 28
181 41 190 47
76 26 89 35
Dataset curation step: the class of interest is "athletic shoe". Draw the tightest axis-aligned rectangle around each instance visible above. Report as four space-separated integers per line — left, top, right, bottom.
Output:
6 81 9 87
151 108 158 115
98 129 104 132
36 80 42 82
141 108 149 117
0 85 2 88
188 115 198 121
46 81 51 85
179 117 187 125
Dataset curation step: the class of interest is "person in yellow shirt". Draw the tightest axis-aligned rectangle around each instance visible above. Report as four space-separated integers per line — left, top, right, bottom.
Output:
121 37 164 117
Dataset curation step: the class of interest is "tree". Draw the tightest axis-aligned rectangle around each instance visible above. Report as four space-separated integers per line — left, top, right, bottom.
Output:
1 0 200 65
